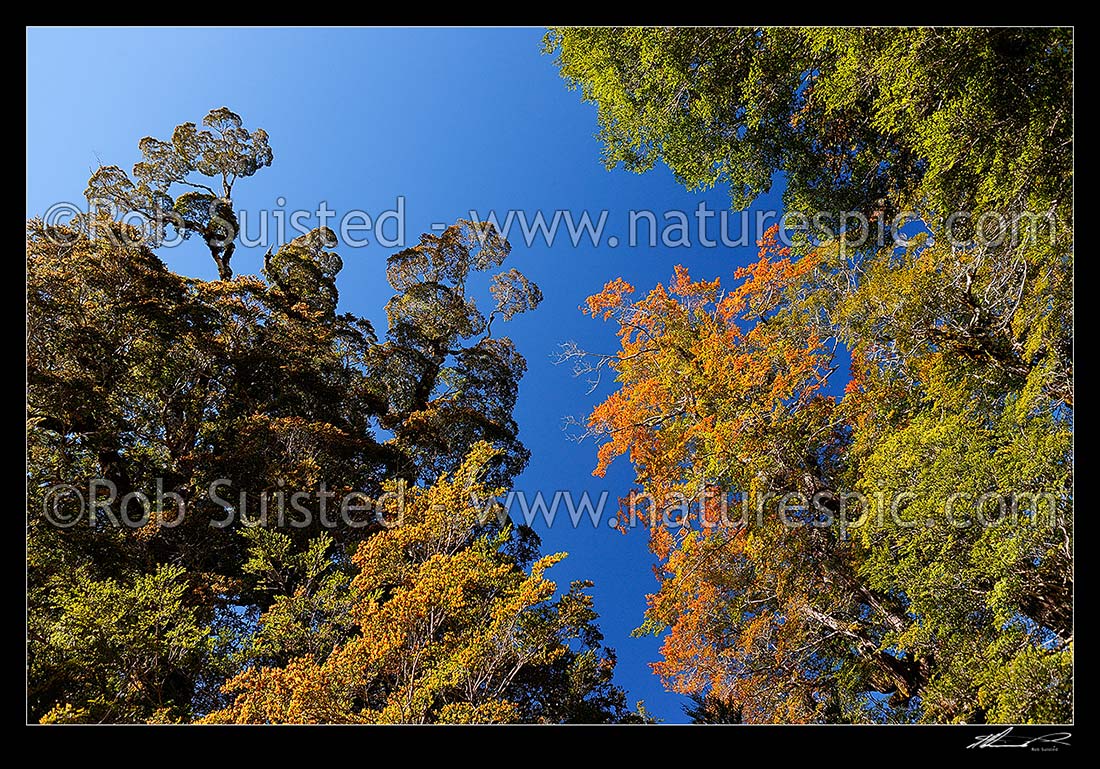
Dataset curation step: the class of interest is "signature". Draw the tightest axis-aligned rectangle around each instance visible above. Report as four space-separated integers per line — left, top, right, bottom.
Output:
968 727 1071 750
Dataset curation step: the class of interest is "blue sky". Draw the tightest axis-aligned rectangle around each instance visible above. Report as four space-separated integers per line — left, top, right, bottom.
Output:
26 27 790 723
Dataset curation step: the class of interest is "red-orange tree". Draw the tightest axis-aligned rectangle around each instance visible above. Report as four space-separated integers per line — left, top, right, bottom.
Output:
581 225 1071 723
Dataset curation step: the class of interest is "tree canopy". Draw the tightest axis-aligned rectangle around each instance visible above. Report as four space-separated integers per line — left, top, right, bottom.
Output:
552 27 1073 723
547 28 1071 243
28 109 635 724
27 27 1074 726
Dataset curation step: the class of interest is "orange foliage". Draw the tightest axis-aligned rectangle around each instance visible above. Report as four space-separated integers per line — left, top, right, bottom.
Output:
585 229 845 722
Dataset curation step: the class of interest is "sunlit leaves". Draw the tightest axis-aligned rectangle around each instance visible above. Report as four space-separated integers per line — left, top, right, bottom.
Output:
84 107 272 279
547 27 1072 237
560 27 1072 724
582 224 1071 723
33 565 210 723
29 108 580 725
205 445 636 724
490 268 544 322
376 220 541 488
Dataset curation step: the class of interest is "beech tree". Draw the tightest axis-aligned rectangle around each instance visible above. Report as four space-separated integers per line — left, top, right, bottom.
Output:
204 444 638 724
546 27 1071 243
28 109 631 723
85 107 273 280
555 27 1073 723
577 228 1070 723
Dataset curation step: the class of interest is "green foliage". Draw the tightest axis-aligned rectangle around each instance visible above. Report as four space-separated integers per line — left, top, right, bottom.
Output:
32 564 210 724
86 107 272 279
375 221 542 487
204 445 638 724
546 27 1071 241
237 530 357 666
558 28 1072 723
26 109 623 724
